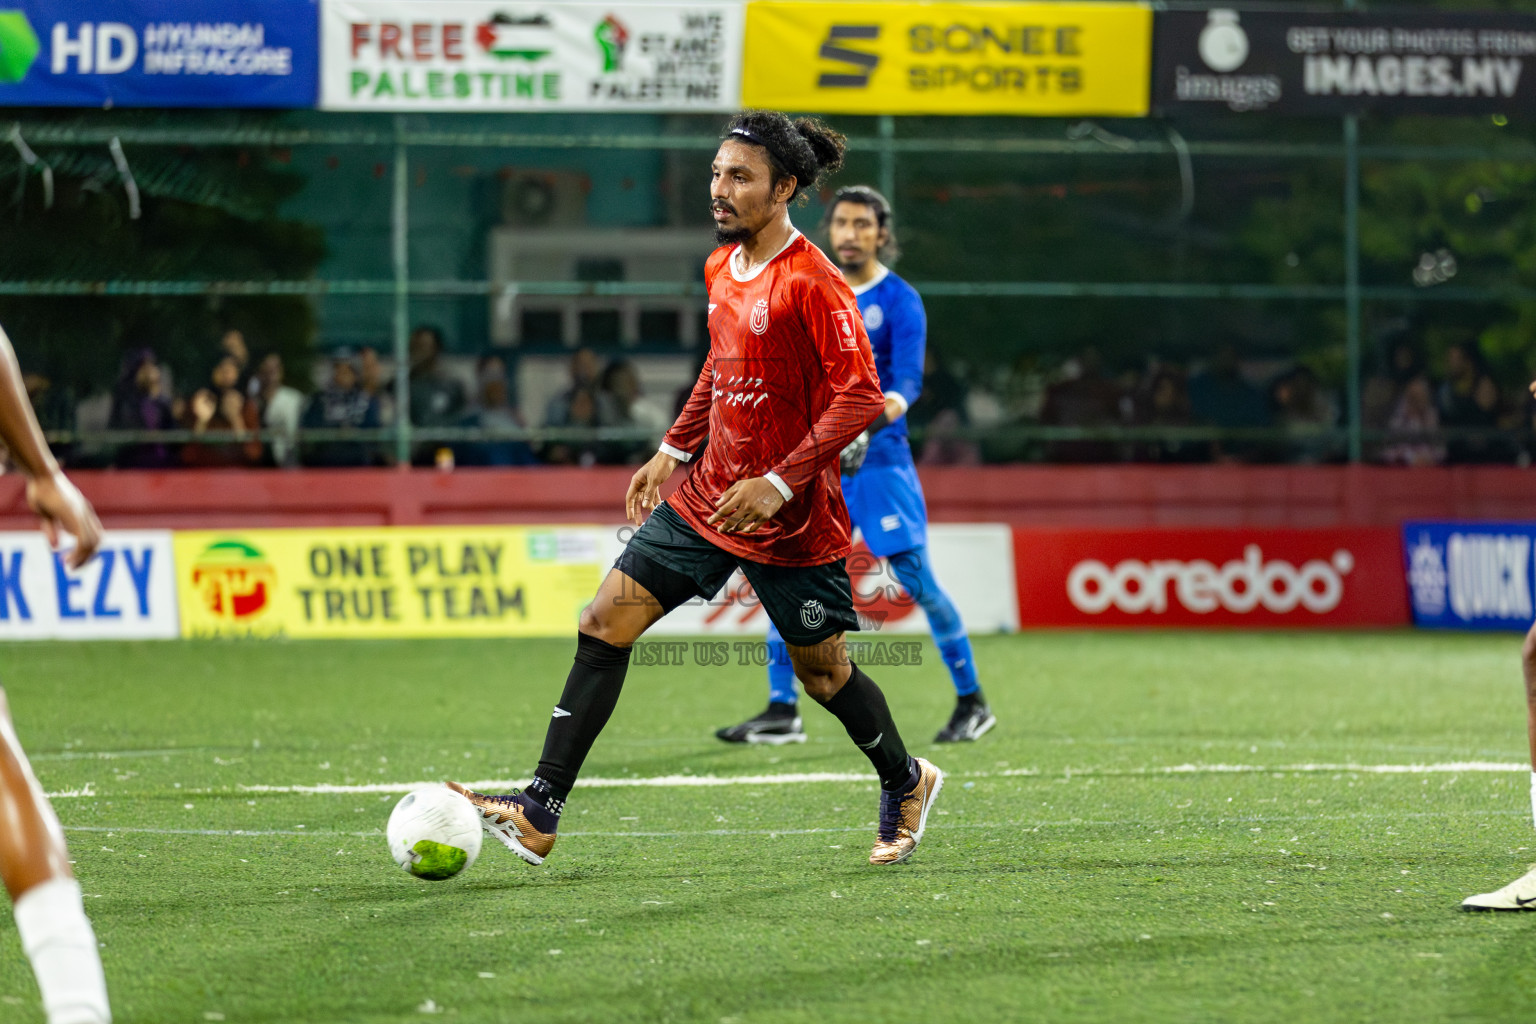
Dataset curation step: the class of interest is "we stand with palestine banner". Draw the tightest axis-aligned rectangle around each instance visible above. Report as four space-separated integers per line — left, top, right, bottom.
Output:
320 1 742 111
1155 8 1536 115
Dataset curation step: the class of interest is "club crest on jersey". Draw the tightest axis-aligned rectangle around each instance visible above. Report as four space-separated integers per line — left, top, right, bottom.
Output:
832 309 858 350
800 599 826 630
749 299 770 335
863 304 884 330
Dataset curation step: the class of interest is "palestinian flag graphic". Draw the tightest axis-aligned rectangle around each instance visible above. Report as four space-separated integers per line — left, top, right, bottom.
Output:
476 12 553 61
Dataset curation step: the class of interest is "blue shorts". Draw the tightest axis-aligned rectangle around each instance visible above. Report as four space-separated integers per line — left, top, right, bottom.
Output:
842 459 928 558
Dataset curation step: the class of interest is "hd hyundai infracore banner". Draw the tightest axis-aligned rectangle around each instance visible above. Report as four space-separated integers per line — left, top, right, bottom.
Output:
1156 7 1536 115
0 0 318 108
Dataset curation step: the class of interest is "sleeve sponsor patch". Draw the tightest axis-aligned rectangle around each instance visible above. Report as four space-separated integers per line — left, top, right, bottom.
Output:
832 309 859 350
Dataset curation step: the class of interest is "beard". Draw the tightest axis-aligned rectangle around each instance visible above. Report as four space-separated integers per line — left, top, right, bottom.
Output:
711 200 753 246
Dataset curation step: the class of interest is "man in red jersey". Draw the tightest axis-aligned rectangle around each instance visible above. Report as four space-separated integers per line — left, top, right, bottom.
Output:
452 110 943 868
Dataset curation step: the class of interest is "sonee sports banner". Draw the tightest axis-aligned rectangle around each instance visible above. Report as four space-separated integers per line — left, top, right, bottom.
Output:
1404 521 1536 632
1155 7 1536 115
322 0 742 111
742 1 1152 116
0 0 319 108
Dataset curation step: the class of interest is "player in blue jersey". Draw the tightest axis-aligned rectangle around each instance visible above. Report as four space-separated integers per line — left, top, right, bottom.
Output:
716 186 995 746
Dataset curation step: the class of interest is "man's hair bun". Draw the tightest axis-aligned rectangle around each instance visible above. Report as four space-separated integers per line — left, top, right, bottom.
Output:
723 110 848 203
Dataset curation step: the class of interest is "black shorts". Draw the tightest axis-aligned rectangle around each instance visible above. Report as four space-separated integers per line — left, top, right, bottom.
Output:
614 502 859 646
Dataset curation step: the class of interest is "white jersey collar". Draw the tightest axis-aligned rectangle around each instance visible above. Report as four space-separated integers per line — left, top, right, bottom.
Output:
730 229 801 282
848 264 890 296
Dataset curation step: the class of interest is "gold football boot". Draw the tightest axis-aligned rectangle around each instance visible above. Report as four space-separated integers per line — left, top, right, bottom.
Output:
446 781 557 865
869 757 944 865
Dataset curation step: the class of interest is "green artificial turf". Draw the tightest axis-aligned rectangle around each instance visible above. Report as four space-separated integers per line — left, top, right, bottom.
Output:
2 631 1536 1023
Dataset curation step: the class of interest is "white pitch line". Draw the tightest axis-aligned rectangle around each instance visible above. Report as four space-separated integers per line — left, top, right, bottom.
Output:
31 748 209 763
43 761 1532 801
1000 761 1531 778
232 771 872 796
60 809 1528 843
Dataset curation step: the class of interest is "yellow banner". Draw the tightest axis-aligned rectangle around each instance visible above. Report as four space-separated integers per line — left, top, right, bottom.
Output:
173 527 608 639
743 1 1151 116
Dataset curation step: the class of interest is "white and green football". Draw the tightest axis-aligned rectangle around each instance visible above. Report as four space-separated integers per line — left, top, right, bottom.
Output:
386 785 483 881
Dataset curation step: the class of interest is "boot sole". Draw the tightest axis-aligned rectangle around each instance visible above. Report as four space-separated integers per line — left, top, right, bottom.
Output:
481 821 546 866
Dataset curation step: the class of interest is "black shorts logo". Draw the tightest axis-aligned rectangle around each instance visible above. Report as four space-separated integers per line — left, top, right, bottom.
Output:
801 598 826 630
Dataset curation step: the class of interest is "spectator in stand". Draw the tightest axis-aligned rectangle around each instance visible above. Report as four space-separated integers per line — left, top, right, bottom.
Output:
1437 341 1483 428
542 387 610 467
221 329 251 393
1188 343 1270 462
1455 372 1518 464
909 350 978 465
456 354 536 467
10 371 72 469
407 325 467 429
302 349 380 468
359 345 395 425
1038 347 1123 463
1438 341 1512 463
1270 365 1339 463
24 372 71 435
601 358 670 463
1136 366 1207 463
547 346 618 427
108 348 176 468
1361 330 1425 461
181 354 263 467
255 352 304 468
1382 375 1445 467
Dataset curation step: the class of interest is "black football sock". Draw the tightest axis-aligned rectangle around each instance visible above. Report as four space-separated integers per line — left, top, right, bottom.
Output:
765 701 798 718
958 688 987 710
517 781 561 834
814 662 915 791
531 632 632 817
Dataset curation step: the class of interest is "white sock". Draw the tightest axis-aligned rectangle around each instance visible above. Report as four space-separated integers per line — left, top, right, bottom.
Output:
13 878 111 1024
1530 770 1536 832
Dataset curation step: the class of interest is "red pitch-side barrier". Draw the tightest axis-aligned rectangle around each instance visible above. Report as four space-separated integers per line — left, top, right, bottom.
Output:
0 465 1522 630
0 465 1530 530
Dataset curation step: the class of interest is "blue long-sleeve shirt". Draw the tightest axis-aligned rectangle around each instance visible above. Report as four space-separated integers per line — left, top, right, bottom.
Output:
851 266 925 467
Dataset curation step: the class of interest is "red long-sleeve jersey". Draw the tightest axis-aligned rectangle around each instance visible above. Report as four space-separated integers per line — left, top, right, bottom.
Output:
660 232 884 566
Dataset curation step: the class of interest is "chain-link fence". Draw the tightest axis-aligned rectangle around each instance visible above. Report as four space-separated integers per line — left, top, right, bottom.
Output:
4 106 1534 469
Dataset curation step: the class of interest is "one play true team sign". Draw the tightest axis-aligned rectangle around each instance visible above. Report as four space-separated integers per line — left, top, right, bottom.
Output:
172 526 607 638
320 0 742 111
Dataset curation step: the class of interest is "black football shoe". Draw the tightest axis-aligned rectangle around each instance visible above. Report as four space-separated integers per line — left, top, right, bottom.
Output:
715 702 806 745
934 696 996 743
